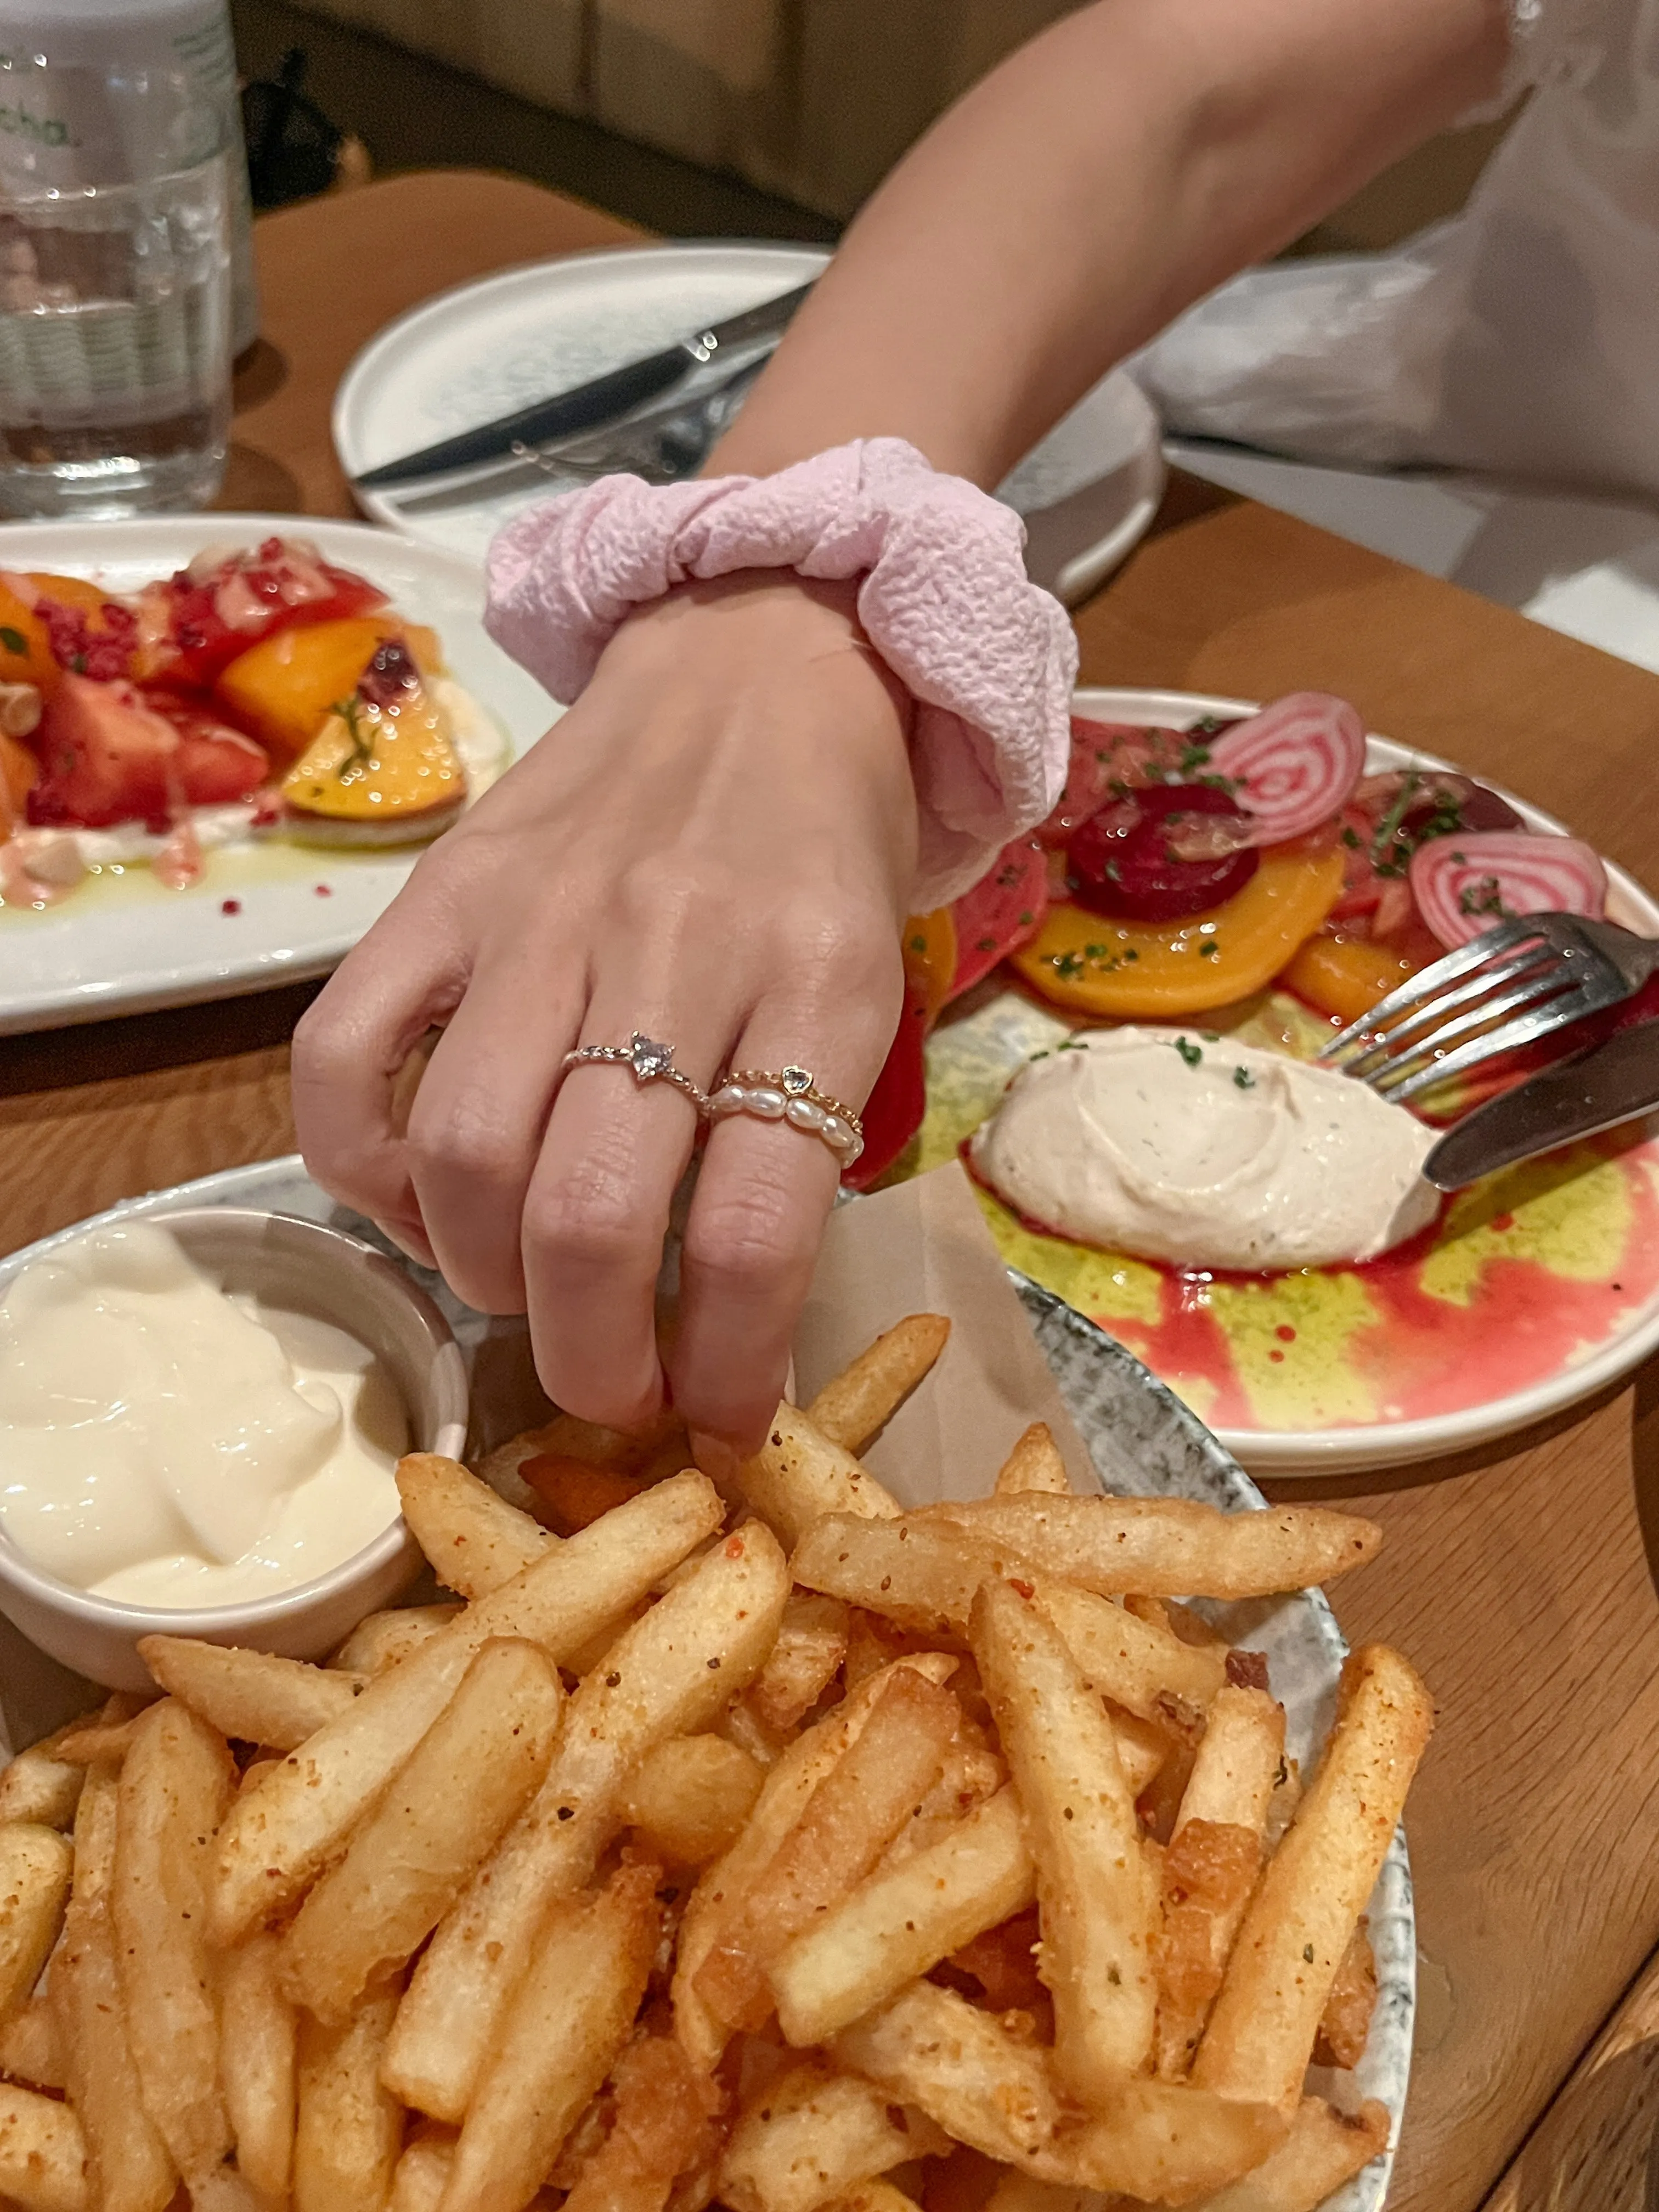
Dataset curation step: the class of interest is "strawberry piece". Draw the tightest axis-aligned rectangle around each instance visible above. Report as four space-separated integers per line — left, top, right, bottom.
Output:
949 837 1048 995
25 674 181 830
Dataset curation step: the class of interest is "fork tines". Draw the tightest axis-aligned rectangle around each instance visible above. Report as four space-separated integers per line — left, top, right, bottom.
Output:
1318 917 1611 1102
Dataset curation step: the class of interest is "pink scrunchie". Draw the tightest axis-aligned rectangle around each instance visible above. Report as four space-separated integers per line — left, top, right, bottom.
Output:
484 437 1077 908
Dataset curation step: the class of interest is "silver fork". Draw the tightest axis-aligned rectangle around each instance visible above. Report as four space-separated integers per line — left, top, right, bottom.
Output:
1318 913 1659 1101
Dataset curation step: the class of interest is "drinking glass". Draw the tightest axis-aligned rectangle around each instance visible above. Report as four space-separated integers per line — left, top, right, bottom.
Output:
0 58 233 518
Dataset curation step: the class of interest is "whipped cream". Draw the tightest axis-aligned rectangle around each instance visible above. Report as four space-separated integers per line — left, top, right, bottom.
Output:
970 1026 1440 1271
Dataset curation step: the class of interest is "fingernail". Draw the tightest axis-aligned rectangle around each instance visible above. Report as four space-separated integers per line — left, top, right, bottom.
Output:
690 1431 740 1487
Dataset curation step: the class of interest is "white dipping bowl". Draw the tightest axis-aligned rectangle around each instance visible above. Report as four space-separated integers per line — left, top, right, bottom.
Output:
0 1206 468 1691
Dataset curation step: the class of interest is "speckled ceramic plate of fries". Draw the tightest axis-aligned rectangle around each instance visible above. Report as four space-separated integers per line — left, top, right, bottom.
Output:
0 1158 1427 2212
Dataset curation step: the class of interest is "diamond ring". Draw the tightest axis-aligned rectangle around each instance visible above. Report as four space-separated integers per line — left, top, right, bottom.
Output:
561 1032 709 1113
707 1064 864 1167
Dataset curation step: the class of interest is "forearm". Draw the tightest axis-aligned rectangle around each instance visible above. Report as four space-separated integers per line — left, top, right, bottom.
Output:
714 0 1510 487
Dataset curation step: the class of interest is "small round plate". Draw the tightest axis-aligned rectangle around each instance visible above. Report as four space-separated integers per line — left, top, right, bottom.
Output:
332 241 1164 602
919 687 1659 1475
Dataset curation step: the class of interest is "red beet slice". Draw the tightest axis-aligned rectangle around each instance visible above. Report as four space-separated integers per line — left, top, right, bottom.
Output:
1066 783 1260 922
1410 829 1607 949
1204 692 1366 841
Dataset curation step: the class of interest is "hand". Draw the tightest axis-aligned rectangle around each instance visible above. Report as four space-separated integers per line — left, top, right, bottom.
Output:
291 571 917 1451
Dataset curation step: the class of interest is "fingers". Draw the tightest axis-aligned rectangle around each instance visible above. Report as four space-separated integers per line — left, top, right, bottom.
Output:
668 981 898 1450
291 890 470 1255
521 970 738 1434
402 961 586 1313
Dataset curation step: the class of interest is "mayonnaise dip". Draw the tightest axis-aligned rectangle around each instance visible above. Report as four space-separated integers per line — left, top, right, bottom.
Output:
0 1223 407 1606
970 1027 1440 1271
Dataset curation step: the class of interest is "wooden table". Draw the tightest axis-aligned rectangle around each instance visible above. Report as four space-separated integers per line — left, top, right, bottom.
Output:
5 168 1659 2212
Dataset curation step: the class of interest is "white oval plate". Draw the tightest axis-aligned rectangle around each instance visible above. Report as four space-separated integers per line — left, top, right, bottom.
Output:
332 241 1165 602
0 1152 1412 2212
937 686 1659 1476
0 515 556 1035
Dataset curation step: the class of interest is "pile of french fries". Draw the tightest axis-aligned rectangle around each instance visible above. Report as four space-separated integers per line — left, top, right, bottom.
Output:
0 1313 1432 2212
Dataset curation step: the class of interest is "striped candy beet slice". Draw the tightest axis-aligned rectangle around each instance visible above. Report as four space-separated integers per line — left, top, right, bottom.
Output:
1203 692 1367 842
1410 829 1607 949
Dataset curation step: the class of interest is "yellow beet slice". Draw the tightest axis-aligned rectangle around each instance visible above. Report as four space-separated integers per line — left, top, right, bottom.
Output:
1012 847 1345 1017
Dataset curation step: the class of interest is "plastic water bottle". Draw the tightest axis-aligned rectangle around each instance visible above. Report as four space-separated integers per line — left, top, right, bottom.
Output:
0 0 258 354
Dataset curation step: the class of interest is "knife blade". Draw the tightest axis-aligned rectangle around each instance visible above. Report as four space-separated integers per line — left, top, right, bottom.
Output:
1422 1019 1659 1189
352 280 816 489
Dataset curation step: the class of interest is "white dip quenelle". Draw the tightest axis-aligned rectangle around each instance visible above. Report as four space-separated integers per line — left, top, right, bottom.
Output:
971 1026 1440 1271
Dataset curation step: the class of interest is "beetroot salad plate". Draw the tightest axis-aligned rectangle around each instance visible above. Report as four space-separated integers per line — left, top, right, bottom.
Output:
900 688 1659 1476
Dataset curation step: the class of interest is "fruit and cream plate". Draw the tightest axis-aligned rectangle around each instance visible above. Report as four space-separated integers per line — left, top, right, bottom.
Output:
871 686 1659 1474
0 517 552 1034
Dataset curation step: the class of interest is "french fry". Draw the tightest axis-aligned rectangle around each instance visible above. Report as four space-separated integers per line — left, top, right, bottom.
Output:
771 1786 1035 2045
331 1605 461 1675
994 1423 1071 1497
112 1700 236 2180
716 2060 946 2212
804 1313 951 1455
0 1827 71 2025
138 1637 366 1748
212 1469 724 1946
1155 1685 1286 2078
1193 1645 1432 2112
389 2132 455 2212
0 2079 88 2212
792 1513 1028 1637
737 1404 902 1549
293 1978 403 2212
519 1455 650 1533
385 1520 789 2123
1314 1924 1377 2069
826 2187 922 2212
972 1579 1159 2096
832 1982 1064 2165
510 1406 686 1475
1112 1707 1171 1799
439 1863 659 2212
1037 1579 1228 1722
1187 2094 1390 2211
558 2032 724 2212
947 1906 1045 2012
673 1655 959 2071
0 1725 87 1831
745 1594 850 1736
52 1767 177 2212
280 1638 563 2021
923 1496 1383 1599
617 1734 764 1867
981 2180 1093 2212
692 1666 960 2034
52 1716 144 1767
394 1454 554 1600
0 1996 66 2091
219 1933 296 2204
1037 2080 1288 2199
